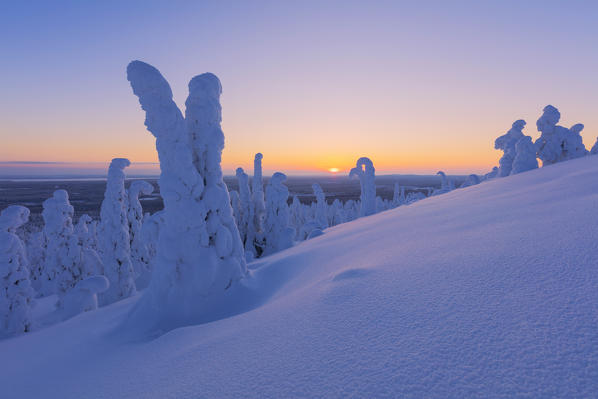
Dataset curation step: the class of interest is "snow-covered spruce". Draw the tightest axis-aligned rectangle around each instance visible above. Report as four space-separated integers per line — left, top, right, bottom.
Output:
0 206 35 337
349 157 376 217
126 61 246 331
252 153 266 252
392 182 405 207
127 180 154 289
535 105 588 165
495 120 525 177
235 167 257 257
42 190 88 305
59 275 109 321
73 214 103 279
263 172 294 256
98 158 136 306
510 136 539 175
591 138 598 155
26 231 45 295
433 171 454 195
460 174 481 188
312 183 329 229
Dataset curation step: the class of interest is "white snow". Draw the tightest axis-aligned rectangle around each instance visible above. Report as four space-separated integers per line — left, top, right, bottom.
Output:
2 155 597 397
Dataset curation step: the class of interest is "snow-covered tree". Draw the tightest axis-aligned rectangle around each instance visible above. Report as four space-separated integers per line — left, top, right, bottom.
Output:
495 120 525 177
74 214 103 278
510 136 539 175
312 183 329 229
59 275 109 321
252 153 266 251
329 199 345 226
138 210 164 286
535 105 588 165
350 157 376 217
98 158 136 306
126 61 246 330
460 174 481 188
289 196 305 239
26 231 45 295
0 205 35 337
263 172 294 256
483 167 499 180
433 171 454 195
392 182 405 208
235 167 257 257
42 190 87 304
591 138 598 155
127 180 154 289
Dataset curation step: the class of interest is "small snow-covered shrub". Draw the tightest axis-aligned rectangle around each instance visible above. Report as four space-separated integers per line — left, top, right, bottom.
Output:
535 105 588 165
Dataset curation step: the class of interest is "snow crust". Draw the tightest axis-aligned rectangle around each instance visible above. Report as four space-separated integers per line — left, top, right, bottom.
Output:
2 155 597 398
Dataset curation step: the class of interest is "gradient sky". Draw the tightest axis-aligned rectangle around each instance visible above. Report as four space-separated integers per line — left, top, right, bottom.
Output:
1 0 597 175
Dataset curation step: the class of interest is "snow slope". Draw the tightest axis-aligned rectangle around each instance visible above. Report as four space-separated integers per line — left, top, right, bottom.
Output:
2 156 598 398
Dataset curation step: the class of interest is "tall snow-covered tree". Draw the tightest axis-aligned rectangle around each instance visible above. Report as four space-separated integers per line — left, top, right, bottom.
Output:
127 61 246 331
510 136 539 175
42 189 86 304
263 172 294 256
235 167 257 256
74 214 103 277
98 158 136 306
0 205 35 337
312 183 329 229
433 171 455 195
26 231 45 295
350 157 376 217
252 153 266 251
495 120 525 177
127 180 154 289
591 138 598 155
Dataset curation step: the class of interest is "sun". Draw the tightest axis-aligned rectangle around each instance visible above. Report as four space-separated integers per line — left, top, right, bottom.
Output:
328 167 340 173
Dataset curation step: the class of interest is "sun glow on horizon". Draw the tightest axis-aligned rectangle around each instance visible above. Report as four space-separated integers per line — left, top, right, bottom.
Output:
328 167 340 173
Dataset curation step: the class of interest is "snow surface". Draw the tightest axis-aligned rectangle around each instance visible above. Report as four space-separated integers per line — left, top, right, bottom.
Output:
1 156 598 398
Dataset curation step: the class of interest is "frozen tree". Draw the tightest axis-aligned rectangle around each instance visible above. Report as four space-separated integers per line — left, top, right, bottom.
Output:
483 167 499 180
289 196 305 239
460 174 481 188
126 61 246 330
535 105 588 165
263 172 294 256
26 231 45 295
392 182 406 208
495 120 525 177
350 157 376 217
42 190 88 305
591 138 598 155
252 153 266 252
235 167 257 257
138 210 163 287
127 180 154 289
567 124 588 159
329 199 345 226
74 215 103 278
98 158 136 306
0 205 35 337
312 183 329 229
344 200 359 222
510 136 539 175
433 171 455 195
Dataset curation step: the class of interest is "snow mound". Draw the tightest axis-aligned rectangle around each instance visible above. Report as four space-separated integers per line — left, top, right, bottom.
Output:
1 156 598 398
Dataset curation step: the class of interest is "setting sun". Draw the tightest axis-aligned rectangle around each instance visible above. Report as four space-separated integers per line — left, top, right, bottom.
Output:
328 167 340 173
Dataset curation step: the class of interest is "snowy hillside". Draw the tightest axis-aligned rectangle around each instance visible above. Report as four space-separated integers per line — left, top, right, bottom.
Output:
1 155 597 398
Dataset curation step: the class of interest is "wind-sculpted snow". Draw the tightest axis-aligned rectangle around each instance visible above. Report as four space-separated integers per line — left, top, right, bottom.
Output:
495 120 525 177
0 205 35 337
98 158 136 306
126 61 246 334
349 157 376 217
2 156 598 398
235 167 257 257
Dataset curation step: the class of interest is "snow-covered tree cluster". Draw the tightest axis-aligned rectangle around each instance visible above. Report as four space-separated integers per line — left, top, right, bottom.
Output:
4 64 597 340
